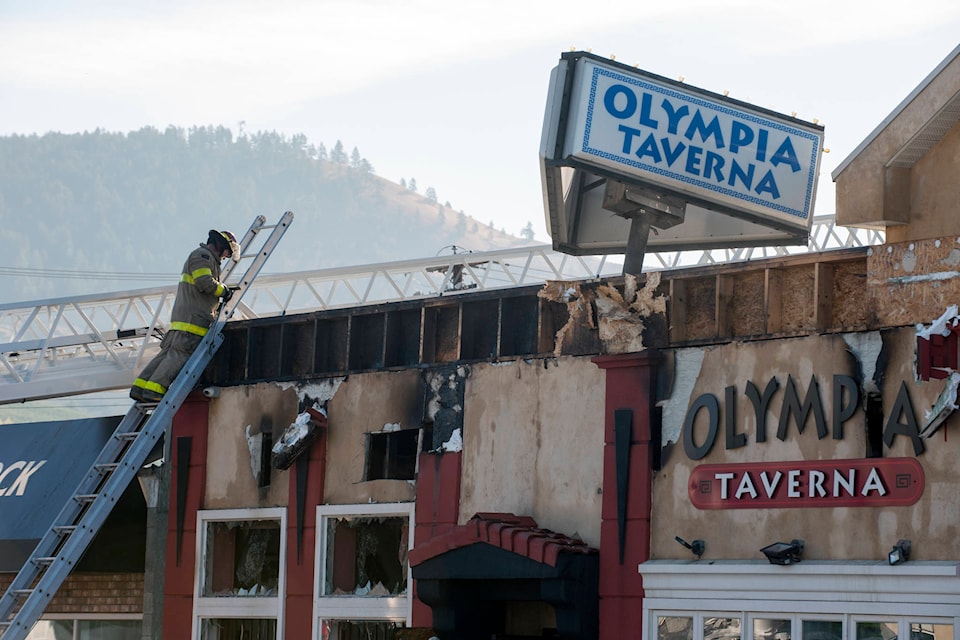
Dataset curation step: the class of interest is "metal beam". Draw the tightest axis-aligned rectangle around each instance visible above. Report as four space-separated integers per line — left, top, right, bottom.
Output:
0 216 882 404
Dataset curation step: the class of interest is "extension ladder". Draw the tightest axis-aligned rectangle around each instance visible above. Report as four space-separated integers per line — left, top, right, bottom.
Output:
0 211 294 639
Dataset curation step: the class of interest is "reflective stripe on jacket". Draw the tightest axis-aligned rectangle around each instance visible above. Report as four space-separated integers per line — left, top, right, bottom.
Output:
169 244 226 335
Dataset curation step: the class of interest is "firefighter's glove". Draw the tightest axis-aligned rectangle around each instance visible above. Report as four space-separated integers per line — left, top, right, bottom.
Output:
221 286 235 303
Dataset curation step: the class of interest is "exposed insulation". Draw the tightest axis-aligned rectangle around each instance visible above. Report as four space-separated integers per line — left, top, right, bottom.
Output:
594 272 666 354
538 282 598 356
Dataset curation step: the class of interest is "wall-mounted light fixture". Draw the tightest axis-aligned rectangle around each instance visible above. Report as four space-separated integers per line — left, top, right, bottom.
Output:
760 539 804 565
675 536 705 559
888 539 911 565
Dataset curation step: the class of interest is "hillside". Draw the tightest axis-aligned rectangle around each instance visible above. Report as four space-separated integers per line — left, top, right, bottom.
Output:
0 127 532 302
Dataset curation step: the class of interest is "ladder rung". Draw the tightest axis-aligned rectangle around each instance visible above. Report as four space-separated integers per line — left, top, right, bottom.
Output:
0 214 289 636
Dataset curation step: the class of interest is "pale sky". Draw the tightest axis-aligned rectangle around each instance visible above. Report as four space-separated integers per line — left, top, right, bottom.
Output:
2 0 959 244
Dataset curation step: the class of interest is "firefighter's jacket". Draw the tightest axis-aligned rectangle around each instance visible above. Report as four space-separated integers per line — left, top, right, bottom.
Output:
169 243 229 336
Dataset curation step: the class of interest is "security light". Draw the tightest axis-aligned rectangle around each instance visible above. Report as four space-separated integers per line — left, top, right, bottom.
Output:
888 539 911 565
675 535 705 559
760 539 804 565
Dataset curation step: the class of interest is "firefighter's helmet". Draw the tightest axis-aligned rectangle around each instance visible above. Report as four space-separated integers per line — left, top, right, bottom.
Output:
209 229 240 260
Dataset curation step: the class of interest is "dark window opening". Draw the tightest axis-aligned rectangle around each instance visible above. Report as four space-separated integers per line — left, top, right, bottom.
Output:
865 393 884 458
259 431 273 488
365 429 420 481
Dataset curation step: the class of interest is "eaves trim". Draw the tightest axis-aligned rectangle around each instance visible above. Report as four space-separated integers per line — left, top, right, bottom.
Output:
831 43 960 180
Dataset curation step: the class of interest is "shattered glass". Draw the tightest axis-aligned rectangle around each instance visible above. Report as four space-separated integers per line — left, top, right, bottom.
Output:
323 515 409 596
203 519 281 597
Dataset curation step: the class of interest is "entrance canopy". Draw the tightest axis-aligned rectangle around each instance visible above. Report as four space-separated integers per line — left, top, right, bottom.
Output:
410 513 599 639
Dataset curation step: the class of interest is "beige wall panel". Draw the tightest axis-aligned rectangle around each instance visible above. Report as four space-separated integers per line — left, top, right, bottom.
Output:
460 357 605 547
835 52 960 230
867 236 960 327
653 329 959 563
886 122 960 243
322 370 420 505
205 383 297 508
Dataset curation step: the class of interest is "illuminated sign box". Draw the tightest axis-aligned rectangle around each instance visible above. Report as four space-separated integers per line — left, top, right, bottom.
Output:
540 51 825 255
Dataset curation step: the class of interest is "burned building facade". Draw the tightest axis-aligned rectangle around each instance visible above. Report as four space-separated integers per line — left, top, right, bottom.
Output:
157 45 960 640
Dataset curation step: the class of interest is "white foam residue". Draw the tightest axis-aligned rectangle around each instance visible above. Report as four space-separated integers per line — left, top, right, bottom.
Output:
916 304 959 340
441 428 463 452
660 349 706 445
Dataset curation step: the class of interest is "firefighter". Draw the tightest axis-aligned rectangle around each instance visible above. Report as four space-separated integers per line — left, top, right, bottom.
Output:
130 229 241 403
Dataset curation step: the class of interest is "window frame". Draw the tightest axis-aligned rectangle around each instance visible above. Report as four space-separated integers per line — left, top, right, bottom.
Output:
364 427 423 481
193 507 287 640
312 502 416 635
28 614 143 640
641 561 960 640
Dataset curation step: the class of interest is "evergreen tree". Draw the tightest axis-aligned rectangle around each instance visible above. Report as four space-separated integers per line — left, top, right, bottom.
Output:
0 127 526 301
520 221 535 241
425 186 437 202
408 178 417 192
331 140 348 164
350 146 362 169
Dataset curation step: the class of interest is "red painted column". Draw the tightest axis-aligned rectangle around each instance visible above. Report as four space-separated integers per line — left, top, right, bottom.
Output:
593 352 659 640
162 395 209 639
412 451 462 627
284 430 327 640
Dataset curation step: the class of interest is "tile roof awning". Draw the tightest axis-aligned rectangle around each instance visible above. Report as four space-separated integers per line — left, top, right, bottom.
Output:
410 512 596 570
410 513 599 639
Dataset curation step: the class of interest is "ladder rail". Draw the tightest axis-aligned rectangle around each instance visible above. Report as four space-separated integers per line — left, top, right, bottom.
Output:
0 212 293 640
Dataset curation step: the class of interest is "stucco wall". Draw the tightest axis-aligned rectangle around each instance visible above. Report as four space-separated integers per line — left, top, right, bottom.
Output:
652 328 959 562
204 382 298 508
834 49 960 236
459 357 605 547
885 122 960 243
321 369 420 505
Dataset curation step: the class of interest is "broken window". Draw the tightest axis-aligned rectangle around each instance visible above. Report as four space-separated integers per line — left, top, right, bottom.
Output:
199 618 277 640
364 429 420 481
323 515 408 596
315 503 414 626
319 620 403 640
203 519 281 596
195 508 286 639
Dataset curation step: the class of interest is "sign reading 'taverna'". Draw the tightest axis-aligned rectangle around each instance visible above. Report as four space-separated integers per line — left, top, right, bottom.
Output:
689 457 923 510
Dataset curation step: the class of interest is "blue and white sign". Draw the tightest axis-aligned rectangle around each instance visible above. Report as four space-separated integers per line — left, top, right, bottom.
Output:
541 52 825 255
0 417 120 570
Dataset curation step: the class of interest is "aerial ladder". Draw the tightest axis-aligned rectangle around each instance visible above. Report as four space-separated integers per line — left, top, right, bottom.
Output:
0 211 294 640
